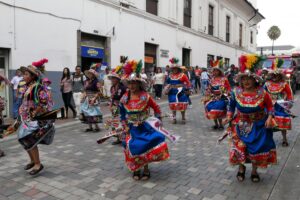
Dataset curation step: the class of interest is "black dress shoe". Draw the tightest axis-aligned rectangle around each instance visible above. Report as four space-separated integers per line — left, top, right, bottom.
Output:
0 150 5 157
29 164 44 175
24 163 34 170
212 125 219 130
112 140 122 145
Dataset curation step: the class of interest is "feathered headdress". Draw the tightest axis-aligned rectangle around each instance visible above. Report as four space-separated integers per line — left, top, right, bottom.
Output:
108 64 124 80
32 58 48 73
239 54 264 73
209 58 224 76
114 65 123 75
122 59 147 89
267 57 286 80
169 57 181 70
271 58 284 71
236 54 264 84
90 63 101 70
123 59 143 78
169 57 179 65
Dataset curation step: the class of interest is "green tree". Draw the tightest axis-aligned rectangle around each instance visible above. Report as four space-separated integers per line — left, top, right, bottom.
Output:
267 25 281 55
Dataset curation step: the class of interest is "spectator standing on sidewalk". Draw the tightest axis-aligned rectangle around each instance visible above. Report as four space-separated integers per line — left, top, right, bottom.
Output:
194 66 202 93
164 65 170 85
72 66 86 117
141 68 148 80
189 67 196 93
60 67 76 118
11 69 23 119
103 68 112 98
200 67 209 95
152 67 165 100
227 64 237 88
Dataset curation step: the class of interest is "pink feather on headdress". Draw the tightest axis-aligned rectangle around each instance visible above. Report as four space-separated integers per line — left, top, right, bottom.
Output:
123 61 134 76
32 58 48 74
32 58 48 68
169 57 179 65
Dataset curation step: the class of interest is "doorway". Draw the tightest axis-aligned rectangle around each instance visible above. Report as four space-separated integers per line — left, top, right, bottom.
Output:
182 48 191 67
145 43 158 77
81 56 102 72
79 32 107 72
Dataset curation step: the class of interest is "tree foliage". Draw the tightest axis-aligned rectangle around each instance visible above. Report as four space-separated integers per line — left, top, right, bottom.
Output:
267 26 281 41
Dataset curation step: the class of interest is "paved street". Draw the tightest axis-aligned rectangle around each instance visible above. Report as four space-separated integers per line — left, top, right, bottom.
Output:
0 95 299 200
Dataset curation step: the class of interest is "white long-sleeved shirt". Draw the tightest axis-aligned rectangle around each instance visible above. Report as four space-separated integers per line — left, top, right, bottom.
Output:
201 71 209 80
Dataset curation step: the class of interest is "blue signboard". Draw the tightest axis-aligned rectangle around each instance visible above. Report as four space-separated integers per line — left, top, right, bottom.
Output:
81 46 104 59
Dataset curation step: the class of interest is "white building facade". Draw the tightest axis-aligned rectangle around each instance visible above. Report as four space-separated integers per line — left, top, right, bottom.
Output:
0 0 263 115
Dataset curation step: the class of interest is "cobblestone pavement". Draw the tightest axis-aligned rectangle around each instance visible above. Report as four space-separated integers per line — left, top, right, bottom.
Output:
0 95 299 200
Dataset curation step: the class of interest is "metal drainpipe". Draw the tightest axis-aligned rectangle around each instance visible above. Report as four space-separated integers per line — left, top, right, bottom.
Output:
13 0 16 50
217 0 220 39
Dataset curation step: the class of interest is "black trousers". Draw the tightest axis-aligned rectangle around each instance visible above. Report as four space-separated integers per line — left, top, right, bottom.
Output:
62 92 76 115
195 78 201 90
154 84 163 98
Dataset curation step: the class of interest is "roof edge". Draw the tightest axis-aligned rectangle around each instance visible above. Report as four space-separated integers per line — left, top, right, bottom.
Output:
244 0 265 20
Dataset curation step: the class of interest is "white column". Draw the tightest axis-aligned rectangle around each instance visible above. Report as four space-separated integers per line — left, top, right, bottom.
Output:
168 0 177 22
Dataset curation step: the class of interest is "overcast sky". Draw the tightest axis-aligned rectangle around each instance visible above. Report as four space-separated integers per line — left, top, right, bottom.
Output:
257 0 300 47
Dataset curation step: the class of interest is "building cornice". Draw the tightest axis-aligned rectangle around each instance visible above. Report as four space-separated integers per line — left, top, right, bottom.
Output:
89 0 253 53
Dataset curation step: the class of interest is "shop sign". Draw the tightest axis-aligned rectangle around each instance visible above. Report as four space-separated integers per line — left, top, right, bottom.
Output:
145 56 154 64
160 49 169 58
81 46 104 59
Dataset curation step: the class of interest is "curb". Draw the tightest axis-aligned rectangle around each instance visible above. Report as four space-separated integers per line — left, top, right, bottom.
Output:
0 94 201 143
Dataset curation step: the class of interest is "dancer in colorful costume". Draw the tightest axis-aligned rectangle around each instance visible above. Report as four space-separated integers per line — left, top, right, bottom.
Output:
80 69 103 132
223 54 277 183
120 60 170 180
164 57 191 124
16 59 55 175
204 60 230 130
264 58 294 147
107 61 127 145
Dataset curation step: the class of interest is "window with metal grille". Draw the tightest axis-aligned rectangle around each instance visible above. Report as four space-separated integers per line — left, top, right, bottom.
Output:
146 0 158 15
184 0 192 28
226 16 230 42
225 58 230 68
239 23 243 47
208 5 214 36
250 31 253 44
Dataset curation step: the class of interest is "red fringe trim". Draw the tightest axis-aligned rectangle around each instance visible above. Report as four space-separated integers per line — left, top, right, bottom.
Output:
124 142 170 172
229 126 277 168
169 103 188 111
206 110 226 120
274 116 291 130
